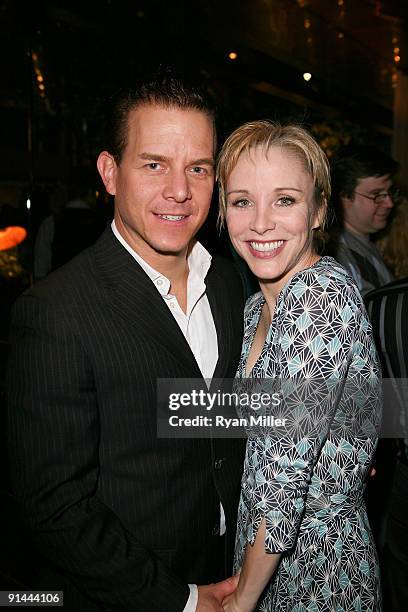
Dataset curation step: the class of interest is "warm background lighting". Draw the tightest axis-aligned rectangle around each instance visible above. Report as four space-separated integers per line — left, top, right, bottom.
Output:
0 227 27 251
228 51 238 60
303 72 312 81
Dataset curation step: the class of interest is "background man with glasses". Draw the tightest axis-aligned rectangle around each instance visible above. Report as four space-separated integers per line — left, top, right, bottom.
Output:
330 144 399 296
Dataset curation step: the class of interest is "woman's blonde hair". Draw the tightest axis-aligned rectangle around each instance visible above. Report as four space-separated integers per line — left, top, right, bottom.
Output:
217 121 331 237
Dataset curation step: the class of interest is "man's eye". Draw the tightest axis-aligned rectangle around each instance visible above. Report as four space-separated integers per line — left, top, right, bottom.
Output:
190 166 207 174
146 162 162 170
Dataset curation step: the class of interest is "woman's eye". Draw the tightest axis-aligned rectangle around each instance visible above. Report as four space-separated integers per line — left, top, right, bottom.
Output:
277 196 295 207
231 198 252 208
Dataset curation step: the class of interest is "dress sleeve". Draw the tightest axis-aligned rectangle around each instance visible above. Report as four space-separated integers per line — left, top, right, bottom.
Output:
239 269 380 553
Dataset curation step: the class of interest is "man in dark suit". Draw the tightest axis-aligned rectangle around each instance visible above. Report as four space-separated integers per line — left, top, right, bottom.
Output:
366 278 408 612
6 75 245 611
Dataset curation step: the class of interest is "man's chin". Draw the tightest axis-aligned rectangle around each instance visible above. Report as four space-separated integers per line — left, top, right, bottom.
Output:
373 221 389 231
151 242 191 257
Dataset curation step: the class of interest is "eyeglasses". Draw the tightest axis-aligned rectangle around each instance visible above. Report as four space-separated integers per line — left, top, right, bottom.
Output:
354 188 400 205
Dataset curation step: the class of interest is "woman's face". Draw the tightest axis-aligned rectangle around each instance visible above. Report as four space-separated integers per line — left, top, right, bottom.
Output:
225 145 320 291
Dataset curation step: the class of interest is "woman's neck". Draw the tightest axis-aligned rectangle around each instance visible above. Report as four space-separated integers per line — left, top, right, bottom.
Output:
259 252 321 319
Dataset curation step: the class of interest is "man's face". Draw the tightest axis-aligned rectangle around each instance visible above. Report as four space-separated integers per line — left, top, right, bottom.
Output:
98 104 215 266
343 174 394 237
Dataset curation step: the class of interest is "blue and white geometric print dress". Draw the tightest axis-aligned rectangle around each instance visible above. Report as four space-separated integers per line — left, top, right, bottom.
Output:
234 257 382 611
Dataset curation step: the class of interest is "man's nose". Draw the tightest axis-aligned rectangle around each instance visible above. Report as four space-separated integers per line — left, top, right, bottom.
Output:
163 171 192 203
383 193 394 208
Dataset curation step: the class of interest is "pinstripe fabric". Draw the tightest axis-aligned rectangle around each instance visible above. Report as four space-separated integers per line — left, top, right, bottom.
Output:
366 278 408 407
365 279 408 610
366 279 408 441
6 227 245 612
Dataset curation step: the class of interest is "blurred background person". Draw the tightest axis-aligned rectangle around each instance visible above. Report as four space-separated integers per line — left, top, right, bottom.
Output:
376 196 408 280
33 168 106 281
329 144 398 296
359 191 408 575
366 277 408 612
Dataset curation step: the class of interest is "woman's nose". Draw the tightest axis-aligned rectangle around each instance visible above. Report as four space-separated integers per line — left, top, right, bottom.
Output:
249 204 276 234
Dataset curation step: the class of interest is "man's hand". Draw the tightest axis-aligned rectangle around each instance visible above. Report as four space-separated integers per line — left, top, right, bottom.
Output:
196 575 239 611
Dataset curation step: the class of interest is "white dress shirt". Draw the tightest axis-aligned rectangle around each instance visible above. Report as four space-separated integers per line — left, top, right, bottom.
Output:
112 221 218 380
111 221 222 611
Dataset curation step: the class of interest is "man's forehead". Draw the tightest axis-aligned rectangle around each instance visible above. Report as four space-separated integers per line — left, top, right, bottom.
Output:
128 104 213 129
126 104 215 151
126 104 216 159
357 174 392 192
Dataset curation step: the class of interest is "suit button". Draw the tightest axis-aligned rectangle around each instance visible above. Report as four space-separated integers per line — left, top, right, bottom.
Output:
214 458 224 470
212 524 220 535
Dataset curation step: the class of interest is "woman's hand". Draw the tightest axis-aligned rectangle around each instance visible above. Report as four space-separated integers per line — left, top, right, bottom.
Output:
222 592 249 612
223 521 280 612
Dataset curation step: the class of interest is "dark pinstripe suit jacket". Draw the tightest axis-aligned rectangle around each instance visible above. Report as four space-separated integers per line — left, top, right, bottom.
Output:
366 278 408 436
366 277 408 379
6 228 246 611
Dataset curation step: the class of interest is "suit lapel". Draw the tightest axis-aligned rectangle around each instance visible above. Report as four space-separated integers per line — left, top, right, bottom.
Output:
206 265 234 380
93 228 201 375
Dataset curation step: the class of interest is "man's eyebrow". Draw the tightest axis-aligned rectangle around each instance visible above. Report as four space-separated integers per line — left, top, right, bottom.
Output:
139 153 169 162
138 153 214 167
191 158 215 167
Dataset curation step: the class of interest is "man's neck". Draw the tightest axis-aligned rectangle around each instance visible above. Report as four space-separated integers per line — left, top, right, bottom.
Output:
113 218 190 311
146 250 190 286
344 221 370 241
147 255 189 314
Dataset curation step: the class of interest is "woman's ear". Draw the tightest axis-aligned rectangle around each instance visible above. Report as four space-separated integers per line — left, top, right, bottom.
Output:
97 151 118 196
312 199 327 230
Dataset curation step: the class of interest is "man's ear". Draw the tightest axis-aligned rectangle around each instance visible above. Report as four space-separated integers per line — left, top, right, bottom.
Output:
341 195 354 211
97 151 117 196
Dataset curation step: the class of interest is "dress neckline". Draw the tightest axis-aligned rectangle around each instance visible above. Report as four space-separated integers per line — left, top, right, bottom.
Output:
243 256 333 378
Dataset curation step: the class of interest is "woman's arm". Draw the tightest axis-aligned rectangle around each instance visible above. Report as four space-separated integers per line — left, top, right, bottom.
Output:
223 520 281 612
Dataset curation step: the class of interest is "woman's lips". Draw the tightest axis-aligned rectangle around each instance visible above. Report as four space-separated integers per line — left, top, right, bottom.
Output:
247 240 285 258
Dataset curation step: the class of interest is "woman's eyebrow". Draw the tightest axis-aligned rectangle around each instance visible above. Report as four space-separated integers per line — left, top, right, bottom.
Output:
226 187 304 196
274 187 303 192
226 189 249 196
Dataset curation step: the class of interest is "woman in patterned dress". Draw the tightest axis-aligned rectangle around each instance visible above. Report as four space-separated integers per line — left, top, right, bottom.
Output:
217 122 381 611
